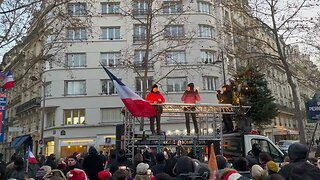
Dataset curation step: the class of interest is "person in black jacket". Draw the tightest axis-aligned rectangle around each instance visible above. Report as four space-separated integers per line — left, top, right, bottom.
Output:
0 153 6 179
217 85 234 133
83 146 104 180
109 149 133 174
279 142 320 180
44 154 57 170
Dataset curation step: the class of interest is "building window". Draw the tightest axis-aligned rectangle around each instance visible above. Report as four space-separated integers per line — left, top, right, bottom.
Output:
66 28 87 40
44 81 52 97
165 51 186 64
134 50 152 66
46 111 55 128
133 24 147 42
101 52 121 67
68 3 86 16
165 25 184 38
167 77 187 92
202 76 218 91
199 25 214 38
101 27 120 40
101 79 117 95
201 50 216 64
136 77 153 93
65 80 86 96
133 0 149 15
101 108 122 123
66 53 86 67
64 109 85 125
198 1 212 14
101 2 120 14
163 1 182 14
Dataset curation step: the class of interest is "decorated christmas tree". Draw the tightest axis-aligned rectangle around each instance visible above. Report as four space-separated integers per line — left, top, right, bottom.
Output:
232 67 278 128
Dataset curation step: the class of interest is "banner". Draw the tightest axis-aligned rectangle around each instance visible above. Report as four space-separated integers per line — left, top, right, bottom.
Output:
0 93 6 142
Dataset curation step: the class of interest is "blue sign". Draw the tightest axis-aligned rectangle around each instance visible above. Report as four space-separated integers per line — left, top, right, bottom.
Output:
0 94 6 142
306 99 320 123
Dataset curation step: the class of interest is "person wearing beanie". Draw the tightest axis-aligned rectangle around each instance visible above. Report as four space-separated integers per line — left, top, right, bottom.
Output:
135 163 153 180
146 84 166 135
216 155 227 175
181 83 200 135
83 146 104 180
67 168 88 180
266 161 278 175
218 168 249 180
251 165 268 180
151 152 166 176
279 142 310 179
98 170 112 180
216 84 233 133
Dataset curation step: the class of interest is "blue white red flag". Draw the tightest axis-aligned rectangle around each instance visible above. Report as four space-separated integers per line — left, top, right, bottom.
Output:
101 64 156 117
27 146 38 163
2 70 14 90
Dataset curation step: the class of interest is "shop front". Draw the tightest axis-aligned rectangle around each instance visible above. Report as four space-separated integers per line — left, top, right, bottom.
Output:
96 135 116 155
60 139 95 158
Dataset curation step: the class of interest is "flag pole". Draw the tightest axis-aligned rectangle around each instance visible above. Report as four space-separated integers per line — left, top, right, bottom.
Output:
26 147 29 173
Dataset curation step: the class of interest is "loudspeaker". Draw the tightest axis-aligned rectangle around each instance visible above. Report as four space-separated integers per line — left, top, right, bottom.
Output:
116 124 124 150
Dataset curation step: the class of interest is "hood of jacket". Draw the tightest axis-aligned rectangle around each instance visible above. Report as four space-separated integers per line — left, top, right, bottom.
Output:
288 143 308 162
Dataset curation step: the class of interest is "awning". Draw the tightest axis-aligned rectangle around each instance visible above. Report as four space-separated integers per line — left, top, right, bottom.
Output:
273 126 299 135
10 135 31 148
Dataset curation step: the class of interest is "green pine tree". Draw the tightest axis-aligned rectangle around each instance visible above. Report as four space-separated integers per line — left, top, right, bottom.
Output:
232 67 278 128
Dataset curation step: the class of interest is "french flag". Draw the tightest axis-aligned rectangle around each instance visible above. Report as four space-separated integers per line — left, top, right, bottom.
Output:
2 70 14 90
101 64 156 117
27 146 38 163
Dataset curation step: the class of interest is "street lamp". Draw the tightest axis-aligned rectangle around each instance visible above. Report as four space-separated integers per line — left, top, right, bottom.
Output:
30 76 46 154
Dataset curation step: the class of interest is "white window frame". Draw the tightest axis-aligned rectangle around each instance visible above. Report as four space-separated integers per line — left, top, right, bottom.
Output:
133 1 149 15
68 3 86 16
134 50 152 65
199 25 214 38
167 77 187 92
64 109 85 125
202 76 218 91
65 80 86 96
163 1 183 14
101 108 122 123
101 52 121 67
67 28 87 40
165 25 184 38
46 110 55 128
66 53 86 67
198 1 212 14
101 2 120 14
201 50 215 64
133 24 147 41
165 51 186 64
101 79 117 95
135 77 153 93
101 27 121 40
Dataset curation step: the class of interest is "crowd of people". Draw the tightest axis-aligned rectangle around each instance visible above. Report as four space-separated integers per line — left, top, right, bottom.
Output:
0 142 320 180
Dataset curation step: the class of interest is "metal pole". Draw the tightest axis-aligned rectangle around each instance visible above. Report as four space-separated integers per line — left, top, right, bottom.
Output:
221 51 226 85
308 120 319 153
40 77 46 154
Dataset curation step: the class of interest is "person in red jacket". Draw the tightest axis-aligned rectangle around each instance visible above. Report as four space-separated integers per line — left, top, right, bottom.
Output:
181 83 200 135
146 84 166 135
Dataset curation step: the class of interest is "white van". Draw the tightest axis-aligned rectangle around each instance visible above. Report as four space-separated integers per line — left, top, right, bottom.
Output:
223 133 285 163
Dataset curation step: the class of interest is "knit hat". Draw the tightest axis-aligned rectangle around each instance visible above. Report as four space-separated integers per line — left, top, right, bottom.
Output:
251 165 268 180
156 152 165 163
36 165 52 178
222 169 238 180
266 161 278 173
136 163 150 174
216 155 227 170
67 169 87 180
98 170 112 180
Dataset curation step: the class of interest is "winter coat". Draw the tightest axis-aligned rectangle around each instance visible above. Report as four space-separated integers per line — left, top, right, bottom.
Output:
289 161 320 180
279 143 308 180
181 91 200 104
83 147 104 180
45 157 58 170
146 91 165 114
109 156 133 174
135 174 152 180
151 163 165 176
0 160 6 179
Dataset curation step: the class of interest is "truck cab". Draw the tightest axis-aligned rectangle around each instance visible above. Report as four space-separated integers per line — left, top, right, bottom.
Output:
223 133 284 163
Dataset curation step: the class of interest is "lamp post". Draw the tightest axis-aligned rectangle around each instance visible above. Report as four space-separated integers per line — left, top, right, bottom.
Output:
30 76 46 154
